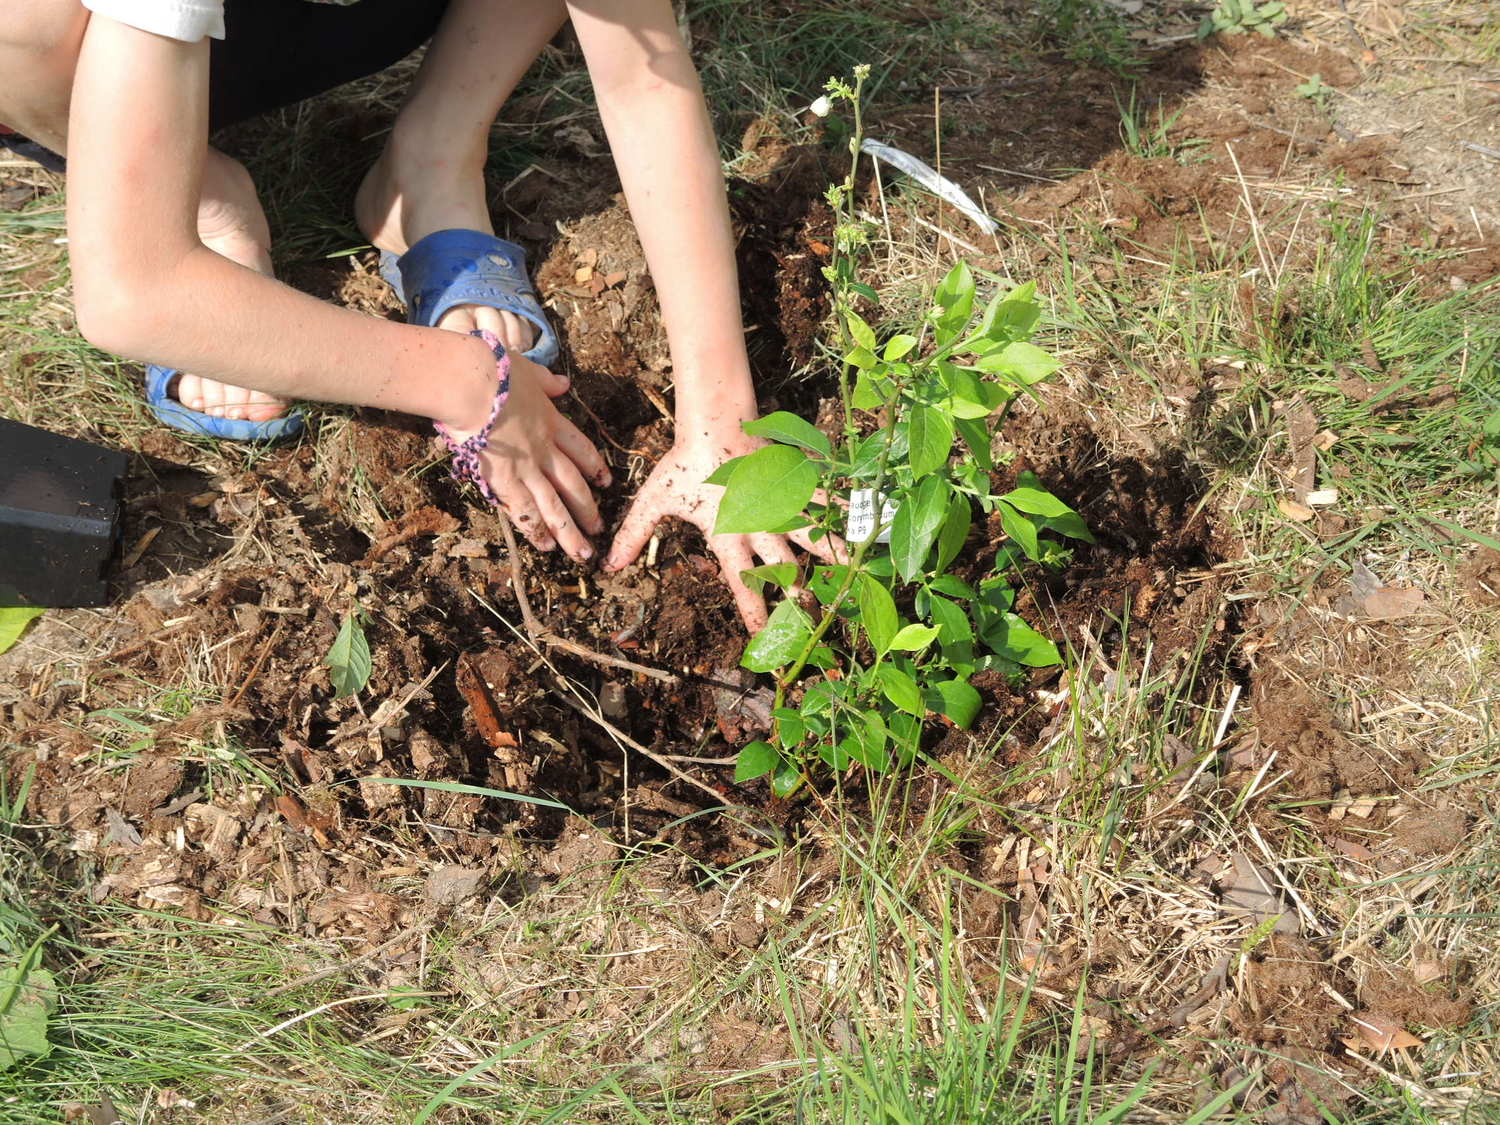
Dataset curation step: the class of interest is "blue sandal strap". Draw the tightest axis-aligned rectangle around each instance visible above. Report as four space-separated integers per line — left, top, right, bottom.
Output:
144 365 305 443
382 228 559 368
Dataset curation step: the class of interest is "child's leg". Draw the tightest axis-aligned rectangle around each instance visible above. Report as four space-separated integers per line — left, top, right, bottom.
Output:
209 0 449 132
173 150 290 422
355 0 567 353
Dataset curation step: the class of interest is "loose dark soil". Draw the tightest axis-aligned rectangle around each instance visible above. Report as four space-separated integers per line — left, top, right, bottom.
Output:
3 21 1494 1116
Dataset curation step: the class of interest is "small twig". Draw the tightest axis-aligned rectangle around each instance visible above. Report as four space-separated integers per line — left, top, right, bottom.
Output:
551 681 726 805
568 385 650 457
545 634 678 684
475 577 728 806
226 621 284 710
230 992 393 1055
493 509 677 685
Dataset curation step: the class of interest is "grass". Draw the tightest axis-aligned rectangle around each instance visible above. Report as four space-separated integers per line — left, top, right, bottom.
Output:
5 0 1500 1120
1031 0 1144 76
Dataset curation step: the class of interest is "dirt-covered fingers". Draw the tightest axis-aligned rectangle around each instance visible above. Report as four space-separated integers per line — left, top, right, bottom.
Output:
712 538 769 632
789 526 848 565
480 460 555 551
542 451 604 538
553 415 611 487
749 533 798 570
527 471 595 562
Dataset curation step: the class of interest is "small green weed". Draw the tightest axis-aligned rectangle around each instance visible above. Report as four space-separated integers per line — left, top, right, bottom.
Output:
715 69 1090 795
1116 90 1209 163
324 607 372 698
1198 0 1288 39
1033 0 1142 75
1294 73 1334 109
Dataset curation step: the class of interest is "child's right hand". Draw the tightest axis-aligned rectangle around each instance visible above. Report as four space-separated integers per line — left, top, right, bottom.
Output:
447 353 611 562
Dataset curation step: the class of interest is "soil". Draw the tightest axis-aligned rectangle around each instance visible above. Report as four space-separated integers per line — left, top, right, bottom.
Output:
3 16 1496 1117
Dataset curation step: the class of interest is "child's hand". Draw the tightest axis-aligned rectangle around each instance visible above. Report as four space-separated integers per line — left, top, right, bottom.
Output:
449 354 611 561
602 430 845 631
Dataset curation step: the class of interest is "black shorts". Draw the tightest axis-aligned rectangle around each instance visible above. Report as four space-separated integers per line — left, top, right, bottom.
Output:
1 0 449 172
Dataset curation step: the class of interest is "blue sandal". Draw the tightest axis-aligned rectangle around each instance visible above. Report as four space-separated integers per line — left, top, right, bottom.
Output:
144 364 305 442
379 228 559 368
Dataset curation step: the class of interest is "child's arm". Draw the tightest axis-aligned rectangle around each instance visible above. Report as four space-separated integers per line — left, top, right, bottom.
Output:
571 0 836 629
66 16 607 558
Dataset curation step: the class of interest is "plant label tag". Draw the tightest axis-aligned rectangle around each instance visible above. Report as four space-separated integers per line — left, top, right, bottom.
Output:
847 489 897 544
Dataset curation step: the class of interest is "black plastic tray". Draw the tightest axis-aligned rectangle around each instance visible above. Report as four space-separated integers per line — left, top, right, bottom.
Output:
0 418 127 607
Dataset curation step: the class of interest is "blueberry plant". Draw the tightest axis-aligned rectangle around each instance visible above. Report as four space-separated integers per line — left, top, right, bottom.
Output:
712 67 1091 796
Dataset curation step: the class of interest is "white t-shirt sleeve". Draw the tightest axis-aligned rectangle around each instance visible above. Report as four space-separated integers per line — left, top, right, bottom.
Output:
82 0 226 43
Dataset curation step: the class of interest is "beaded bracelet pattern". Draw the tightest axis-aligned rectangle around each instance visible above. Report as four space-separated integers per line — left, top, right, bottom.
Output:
433 329 511 505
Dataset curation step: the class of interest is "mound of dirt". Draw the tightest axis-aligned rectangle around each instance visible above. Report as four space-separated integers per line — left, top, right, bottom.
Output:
1249 670 1424 801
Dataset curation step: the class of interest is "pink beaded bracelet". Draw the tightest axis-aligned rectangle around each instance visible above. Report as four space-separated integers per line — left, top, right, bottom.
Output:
433 329 511 505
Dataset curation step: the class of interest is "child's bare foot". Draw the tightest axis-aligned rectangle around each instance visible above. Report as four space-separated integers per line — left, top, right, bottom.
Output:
355 145 539 355
172 152 293 424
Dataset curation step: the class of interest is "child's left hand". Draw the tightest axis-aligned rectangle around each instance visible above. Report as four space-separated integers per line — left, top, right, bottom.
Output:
602 430 844 631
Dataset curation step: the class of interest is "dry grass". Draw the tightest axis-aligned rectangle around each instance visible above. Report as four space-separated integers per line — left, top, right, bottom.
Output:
4 1 1500 1121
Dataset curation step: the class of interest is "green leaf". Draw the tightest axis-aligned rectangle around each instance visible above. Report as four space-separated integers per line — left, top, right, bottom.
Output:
846 345 880 370
927 595 974 647
938 362 1009 419
770 760 802 798
846 312 877 351
907 405 954 480
978 341 1061 385
997 500 1040 561
928 677 982 728
805 645 838 669
325 612 372 698
890 474 952 582
858 573 899 657
734 740 780 783
0 962 57 1070
809 564 851 606
1000 485 1073 517
821 740 853 771
934 495 972 573
800 680 840 717
974 282 1040 343
704 455 746 487
740 562 799 594
929 574 975 600
889 711 922 766
742 412 830 457
852 368 894 409
888 624 939 652
933 261 976 344
978 578 1016 613
1038 509 1095 544
713 445 818 535
877 665 924 717
0 607 44 656
849 428 904 478
954 416 994 470
882 334 918 361
845 712 891 771
773 708 806 747
982 612 1062 667
741 599 814 673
